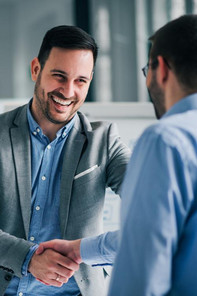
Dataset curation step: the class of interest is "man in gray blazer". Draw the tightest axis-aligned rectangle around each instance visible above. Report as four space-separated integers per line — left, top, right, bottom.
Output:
0 26 130 296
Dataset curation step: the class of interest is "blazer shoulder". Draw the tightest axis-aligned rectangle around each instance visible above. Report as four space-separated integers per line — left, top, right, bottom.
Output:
0 104 28 126
77 111 114 132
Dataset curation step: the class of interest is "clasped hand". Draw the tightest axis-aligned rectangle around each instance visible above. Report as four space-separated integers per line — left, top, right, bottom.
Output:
28 239 82 287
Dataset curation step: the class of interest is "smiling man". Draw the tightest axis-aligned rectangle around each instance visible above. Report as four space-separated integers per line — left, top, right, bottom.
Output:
0 26 130 296
31 47 94 140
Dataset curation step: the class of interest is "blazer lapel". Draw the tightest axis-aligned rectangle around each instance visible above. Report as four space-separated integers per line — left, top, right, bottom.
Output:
60 115 86 237
10 105 31 239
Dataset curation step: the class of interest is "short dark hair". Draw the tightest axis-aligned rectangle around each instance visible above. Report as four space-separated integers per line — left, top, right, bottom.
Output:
149 14 197 91
38 25 98 69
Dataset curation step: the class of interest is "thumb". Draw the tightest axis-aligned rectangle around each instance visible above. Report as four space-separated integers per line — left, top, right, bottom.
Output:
36 244 45 255
36 241 55 255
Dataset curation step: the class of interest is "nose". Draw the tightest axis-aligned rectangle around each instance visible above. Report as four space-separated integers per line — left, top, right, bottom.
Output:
62 80 75 98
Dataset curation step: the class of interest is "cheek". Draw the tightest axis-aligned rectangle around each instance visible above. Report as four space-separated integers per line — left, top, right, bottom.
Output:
42 76 60 92
146 72 151 87
77 85 90 100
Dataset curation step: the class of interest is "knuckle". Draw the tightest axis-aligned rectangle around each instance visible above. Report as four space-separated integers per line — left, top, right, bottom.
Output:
65 269 74 278
61 277 69 283
48 263 54 270
66 260 75 269
68 270 74 277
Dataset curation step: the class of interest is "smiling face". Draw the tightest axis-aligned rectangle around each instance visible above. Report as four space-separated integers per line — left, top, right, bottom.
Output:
31 47 94 129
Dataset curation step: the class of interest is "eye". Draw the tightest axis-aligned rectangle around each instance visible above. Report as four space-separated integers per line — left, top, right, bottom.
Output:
77 78 87 84
53 74 65 81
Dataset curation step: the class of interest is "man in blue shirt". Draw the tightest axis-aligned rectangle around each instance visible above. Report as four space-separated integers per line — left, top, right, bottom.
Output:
37 15 197 295
0 26 130 296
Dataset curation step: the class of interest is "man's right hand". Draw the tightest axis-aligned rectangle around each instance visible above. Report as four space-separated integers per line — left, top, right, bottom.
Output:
28 248 79 287
36 239 82 264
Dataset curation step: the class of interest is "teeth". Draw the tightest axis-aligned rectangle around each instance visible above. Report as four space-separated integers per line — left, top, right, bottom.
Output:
52 96 72 106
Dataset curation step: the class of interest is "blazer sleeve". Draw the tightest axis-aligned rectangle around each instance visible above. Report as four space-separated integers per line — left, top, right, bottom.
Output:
105 123 131 195
0 228 34 278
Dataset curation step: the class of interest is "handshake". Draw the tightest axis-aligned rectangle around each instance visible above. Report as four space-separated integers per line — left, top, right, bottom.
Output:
28 239 82 287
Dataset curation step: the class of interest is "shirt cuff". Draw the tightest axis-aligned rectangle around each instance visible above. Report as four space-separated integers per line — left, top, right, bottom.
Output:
80 231 119 266
21 244 39 276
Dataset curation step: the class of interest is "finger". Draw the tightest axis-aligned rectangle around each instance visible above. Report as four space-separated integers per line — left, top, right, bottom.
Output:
56 254 79 272
54 265 75 279
50 279 63 287
36 278 50 286
55 274 69 284
37 276 64 287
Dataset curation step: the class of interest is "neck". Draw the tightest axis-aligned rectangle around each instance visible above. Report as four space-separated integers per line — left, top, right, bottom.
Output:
30 100 67 142
41 122 65 142
165 74 187 112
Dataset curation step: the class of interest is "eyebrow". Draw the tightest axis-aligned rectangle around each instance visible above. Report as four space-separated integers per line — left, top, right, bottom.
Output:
50 69 92 80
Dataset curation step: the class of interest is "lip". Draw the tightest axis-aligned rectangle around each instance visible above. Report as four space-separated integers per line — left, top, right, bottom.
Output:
50 94 74 111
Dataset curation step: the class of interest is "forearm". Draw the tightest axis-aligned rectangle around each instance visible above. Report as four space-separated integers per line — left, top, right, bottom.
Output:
106 123 131 195
81 231 119 265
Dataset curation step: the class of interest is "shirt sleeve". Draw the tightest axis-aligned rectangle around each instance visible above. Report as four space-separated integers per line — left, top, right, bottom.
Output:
21 244 39 276
108 125 192 295
80 231 119 265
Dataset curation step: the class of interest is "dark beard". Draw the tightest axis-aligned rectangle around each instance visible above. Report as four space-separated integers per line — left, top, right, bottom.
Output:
148 73 166 119
34 73 65 125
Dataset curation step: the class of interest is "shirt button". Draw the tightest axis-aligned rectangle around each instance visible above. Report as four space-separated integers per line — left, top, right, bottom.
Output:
30 236 35 241
33 131 37 136
42 176 46 181
19 292 23 296
36 128 40 132
36 206 40 211
47 145 51 150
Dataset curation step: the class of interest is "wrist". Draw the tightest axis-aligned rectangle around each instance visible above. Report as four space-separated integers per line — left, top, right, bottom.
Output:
24 244 38 275
72 239 82 264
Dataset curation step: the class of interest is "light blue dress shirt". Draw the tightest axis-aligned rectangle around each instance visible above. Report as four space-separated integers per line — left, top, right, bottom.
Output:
5 103 80 296
81 231 118 266
81 94 197 295
108 94 197 295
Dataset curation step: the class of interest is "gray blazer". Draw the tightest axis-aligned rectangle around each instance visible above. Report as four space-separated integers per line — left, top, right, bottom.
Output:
0 104 130 296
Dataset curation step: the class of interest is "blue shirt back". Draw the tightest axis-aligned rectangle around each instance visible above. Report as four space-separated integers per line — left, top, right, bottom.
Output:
108 94 197 295
5 103 80 295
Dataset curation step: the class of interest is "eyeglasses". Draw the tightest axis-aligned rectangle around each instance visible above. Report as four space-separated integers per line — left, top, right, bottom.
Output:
142 64 150 77
142 58 170 77
142 60 158 77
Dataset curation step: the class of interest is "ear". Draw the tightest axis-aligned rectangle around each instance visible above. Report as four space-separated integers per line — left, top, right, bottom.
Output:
31 57 41 81
89 71 94 81
157 55 169 86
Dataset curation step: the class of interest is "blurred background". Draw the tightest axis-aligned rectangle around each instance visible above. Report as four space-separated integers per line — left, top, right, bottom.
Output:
0 0 196 102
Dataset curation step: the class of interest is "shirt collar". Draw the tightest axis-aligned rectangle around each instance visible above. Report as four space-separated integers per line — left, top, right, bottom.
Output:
162 93 197 119
27 99 76 140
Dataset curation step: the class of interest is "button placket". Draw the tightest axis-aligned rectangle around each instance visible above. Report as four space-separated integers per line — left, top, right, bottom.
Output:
29 143 54 243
